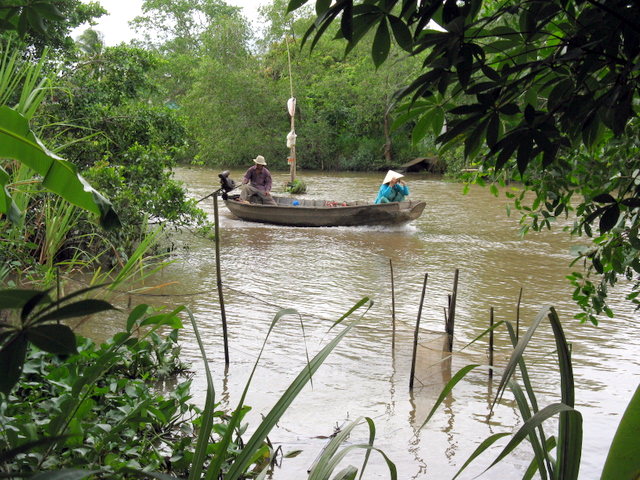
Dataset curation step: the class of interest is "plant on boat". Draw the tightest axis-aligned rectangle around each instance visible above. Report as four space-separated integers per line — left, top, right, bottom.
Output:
285 178 308 194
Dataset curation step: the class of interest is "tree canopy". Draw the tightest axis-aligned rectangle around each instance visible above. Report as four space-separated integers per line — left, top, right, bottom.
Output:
288 0 640 324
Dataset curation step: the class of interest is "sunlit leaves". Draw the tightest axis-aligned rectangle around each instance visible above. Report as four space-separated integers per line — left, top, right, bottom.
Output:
0 106 120 229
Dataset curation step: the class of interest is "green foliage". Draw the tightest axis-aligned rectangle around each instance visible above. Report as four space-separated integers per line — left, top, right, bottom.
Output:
600 384 640 480
163 298 387 480
291 0 640 322
307 417 397 479
30 43 207 267
284 178 307 193
0 296 203 478
0 285 114 394
1 286 392 480
0 105 119 229
0 0 106 56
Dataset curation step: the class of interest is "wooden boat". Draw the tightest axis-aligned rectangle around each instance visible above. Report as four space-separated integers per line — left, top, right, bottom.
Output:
222 193 426 227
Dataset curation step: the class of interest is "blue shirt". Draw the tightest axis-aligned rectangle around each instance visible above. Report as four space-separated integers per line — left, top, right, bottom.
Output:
374 183 409 204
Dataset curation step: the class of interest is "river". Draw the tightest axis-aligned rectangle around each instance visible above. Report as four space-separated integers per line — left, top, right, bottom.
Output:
80 167 640 479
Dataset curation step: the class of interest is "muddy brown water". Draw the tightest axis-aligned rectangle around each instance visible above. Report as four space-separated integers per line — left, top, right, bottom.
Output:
76 167 639 479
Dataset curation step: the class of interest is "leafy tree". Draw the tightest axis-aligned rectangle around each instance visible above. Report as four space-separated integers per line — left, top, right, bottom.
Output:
131 0 252 106
75 27 105 58
0 0 106 55
37 44 206 264
289 0 640 324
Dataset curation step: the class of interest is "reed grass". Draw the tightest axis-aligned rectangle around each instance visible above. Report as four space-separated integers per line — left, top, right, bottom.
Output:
421 306 584 480
132 297 394 480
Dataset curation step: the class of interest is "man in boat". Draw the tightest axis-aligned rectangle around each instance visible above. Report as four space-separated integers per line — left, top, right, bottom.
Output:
239 155 277 205
374 170 410 204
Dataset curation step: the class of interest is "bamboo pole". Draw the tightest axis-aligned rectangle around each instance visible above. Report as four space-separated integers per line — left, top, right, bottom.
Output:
489 307 494 379
516 286 523 341
286 36 296 183
213 194 230 365
390 258 396 351
445 269 459 352
410 273 428 391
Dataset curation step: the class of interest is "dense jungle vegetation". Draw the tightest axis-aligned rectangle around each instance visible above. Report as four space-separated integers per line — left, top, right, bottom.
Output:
1 0 640 478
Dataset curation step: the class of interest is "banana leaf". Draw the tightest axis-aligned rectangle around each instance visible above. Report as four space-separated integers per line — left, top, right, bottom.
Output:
0 106 120 229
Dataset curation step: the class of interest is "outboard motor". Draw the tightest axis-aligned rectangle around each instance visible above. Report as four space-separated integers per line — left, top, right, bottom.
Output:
218 171 237 199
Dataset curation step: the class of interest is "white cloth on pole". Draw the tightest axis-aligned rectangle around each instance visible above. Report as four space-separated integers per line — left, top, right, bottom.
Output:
287 130 297 148
287 97 296 117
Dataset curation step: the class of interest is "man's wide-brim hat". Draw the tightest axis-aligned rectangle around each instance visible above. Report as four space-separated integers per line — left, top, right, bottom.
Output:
383 170 404 184
253 155 267 165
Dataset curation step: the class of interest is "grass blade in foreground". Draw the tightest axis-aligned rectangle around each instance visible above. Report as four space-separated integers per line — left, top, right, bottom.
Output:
225 297 373 479
308 417 397 480
600 383 640 480
185 307 216 480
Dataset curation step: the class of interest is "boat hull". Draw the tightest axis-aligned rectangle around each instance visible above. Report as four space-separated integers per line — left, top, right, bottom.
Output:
223 195 426 227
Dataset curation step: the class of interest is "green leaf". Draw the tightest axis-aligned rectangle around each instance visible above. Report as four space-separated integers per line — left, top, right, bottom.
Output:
26 324 77 355
486 114 500 147
0 106 120 229
331 466 358 480
0 333 28 394
316 0 331 15
516 136 533 176
372 18 390 68
494 135 519 170
127 304 151 332
0 166 21 223
548 308 582 479
31 470 102 480
599 204 620 233
593 193 616 204
493 307 550 409
412 114 432 144
388 15 412 51
420 365 480 428
25 7 46 35
225 300 373 479
33 299 115 324
0 435 73 463
483 404 580 475
621 198 640 209
601 384 640 480
286 0 308 13
32 2 66 21
452 433 511 480
0 288 49 309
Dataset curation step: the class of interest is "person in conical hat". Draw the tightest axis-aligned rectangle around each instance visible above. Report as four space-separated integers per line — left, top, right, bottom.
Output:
374 170 410 204
239 155 277 205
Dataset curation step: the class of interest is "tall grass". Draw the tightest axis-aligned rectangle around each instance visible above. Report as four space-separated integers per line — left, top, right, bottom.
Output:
421 306 583 479
126 297 398 479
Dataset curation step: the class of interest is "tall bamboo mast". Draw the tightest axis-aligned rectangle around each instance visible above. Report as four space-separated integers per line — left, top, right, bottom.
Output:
286 36 296 183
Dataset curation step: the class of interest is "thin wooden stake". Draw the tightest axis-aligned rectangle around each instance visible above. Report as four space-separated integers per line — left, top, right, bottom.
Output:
445 269 459 352
489 307 494 379
390 258 396 351
213 194 230 365
410 273 428 391
516 286 523 341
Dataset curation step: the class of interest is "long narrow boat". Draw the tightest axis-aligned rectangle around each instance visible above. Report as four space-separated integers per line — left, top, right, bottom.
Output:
222 193 426 227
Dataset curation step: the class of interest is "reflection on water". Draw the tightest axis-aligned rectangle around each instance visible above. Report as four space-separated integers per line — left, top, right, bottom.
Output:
75 166 640 479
